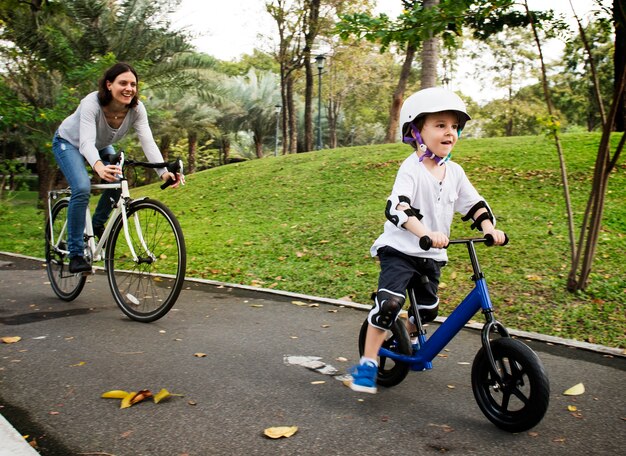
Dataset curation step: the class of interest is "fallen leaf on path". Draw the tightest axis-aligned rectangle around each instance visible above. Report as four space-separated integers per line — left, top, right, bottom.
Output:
102 390 130 399
121 390 152 409
194 353 207 357
153 388 183 404
310 381 325 385
264 426 298 439
563 383 585 396
567 405 577 412
1 336 21 344
120 391 138 409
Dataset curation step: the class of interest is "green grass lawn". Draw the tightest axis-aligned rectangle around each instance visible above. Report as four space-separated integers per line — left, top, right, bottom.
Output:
1 132 625 348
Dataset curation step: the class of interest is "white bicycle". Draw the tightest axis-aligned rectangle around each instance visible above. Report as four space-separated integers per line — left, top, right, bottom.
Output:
45 152 186 322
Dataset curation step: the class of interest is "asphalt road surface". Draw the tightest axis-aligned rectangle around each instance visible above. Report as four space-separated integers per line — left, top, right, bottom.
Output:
1 253 624 456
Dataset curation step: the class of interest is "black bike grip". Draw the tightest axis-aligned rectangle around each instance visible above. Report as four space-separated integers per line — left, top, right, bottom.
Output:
484 233 509 246
160 159 182 190
419 236 432 251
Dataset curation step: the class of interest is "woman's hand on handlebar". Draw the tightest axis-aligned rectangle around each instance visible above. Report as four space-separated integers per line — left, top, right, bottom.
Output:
161 171 185 189
94 160 122 183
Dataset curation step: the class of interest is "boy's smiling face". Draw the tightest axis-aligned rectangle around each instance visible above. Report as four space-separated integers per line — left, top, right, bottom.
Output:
419 111 460 158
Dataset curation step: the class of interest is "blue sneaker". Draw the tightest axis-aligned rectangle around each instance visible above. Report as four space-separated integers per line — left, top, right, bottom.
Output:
348 361 378 394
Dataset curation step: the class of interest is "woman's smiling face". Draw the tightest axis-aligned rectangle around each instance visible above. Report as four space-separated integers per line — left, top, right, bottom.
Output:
106 71 137 106
419 111 460 158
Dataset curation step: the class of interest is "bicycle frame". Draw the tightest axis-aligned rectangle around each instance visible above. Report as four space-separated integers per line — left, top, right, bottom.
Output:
379 239 509 377
47 161 152 266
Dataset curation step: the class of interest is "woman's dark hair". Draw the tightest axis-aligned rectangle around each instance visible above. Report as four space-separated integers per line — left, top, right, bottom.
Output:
97 62 139 108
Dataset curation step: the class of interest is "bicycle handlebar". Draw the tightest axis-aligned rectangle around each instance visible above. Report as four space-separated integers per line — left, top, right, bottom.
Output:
102 153 184 190
419 233 509 251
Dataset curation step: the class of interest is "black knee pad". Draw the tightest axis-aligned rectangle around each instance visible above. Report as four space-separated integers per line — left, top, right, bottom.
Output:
368 289 405 330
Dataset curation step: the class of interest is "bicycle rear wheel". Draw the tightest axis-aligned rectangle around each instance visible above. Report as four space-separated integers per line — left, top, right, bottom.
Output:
105 198 186 322
45 198 87 301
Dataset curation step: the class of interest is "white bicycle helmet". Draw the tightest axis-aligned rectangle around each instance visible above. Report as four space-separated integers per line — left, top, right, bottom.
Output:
399 87 471 141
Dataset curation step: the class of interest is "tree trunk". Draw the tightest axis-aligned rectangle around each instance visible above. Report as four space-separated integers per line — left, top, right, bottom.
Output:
303 0 321 152
525 0 578 270
420 0 440 88
385 43 417 143
566 1 626 291
35 150 57 209
254 134 264 159
614 0 625 131
222 137 231 164
187 132 197 174
159 134 171 162
304 53 314 152
287 76 298 153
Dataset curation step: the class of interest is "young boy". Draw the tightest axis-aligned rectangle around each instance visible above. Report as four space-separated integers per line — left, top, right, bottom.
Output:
349 87 506 394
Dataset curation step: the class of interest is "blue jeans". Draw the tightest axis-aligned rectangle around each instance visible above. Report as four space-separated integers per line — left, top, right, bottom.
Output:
52 132 119 257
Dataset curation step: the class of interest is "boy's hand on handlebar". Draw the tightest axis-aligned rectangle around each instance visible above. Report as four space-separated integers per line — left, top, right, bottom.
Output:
94 161 122 183
483 228 507 245
427 231 449 249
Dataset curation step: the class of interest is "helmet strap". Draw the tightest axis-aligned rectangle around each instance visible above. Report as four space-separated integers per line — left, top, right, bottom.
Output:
413 128 449 167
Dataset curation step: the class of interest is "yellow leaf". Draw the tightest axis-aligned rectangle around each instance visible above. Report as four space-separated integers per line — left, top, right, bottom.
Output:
121 390 152 408
153 276 163 282
194 353 207 357
264 426 298 439
1 336 21 344
567 405 577 412
121 391 138 409
292 301 308 306
101 390 130 399
153 388 183 404
563 383 585 396
310 381 325 385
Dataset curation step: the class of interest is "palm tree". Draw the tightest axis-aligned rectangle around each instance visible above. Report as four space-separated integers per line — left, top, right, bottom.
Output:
227 70 282 158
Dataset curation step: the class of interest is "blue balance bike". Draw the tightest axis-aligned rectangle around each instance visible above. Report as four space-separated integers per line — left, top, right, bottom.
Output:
358 235 550 432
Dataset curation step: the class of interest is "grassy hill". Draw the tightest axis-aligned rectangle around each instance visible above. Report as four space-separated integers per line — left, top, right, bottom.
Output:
1 133 625 348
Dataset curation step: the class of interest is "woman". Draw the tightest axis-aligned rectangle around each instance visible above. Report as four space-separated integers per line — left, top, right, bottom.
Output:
52 62 183 273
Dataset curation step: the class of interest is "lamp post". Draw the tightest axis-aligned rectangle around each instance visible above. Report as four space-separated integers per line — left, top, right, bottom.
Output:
315 54 326 150
274 104 281 157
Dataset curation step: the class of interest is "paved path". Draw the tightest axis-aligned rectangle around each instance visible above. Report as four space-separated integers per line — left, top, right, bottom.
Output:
1 253 624 455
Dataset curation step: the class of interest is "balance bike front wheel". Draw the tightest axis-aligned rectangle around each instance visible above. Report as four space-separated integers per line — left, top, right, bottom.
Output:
471 337 550 432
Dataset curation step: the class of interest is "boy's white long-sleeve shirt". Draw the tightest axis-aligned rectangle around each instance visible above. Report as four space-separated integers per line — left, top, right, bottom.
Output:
370 152 487 262
57 92 165 176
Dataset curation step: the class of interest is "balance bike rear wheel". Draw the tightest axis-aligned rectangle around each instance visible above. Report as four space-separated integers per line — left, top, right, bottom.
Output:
358 318 411 387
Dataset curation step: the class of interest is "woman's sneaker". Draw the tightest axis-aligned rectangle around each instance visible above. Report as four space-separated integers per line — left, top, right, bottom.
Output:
69 256 92 273
348 361 378 394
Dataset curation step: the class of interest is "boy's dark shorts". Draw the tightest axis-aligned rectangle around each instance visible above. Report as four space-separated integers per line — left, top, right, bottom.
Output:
376 246 445 317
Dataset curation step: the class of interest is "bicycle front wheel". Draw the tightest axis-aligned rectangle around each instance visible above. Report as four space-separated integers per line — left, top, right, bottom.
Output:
45 198 87 301
105 198 186 322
